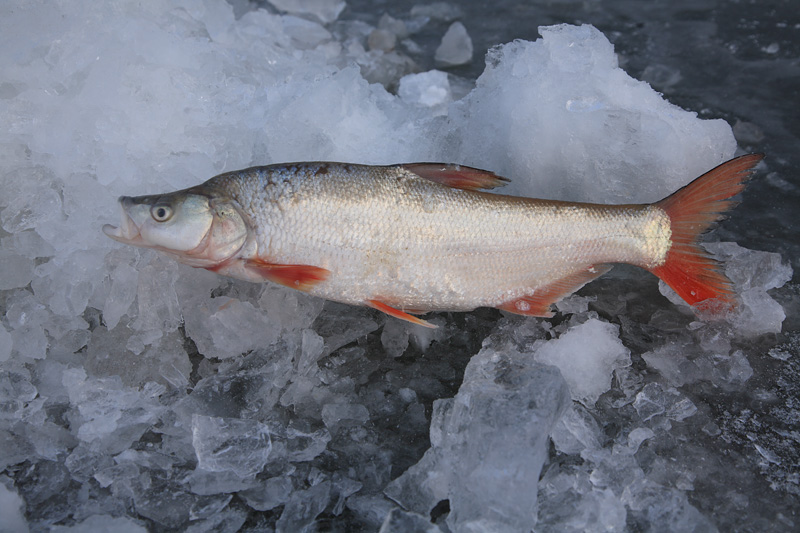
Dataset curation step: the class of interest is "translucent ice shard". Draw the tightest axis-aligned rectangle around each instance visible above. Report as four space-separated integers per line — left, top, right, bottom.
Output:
385 344 570 532
191 415 272 478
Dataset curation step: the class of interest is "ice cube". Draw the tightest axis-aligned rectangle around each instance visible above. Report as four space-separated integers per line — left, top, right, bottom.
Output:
398 70 452 114
435 22 473 66
535 318 631 405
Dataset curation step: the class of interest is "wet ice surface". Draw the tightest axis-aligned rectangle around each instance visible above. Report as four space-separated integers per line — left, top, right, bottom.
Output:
1 0 798 531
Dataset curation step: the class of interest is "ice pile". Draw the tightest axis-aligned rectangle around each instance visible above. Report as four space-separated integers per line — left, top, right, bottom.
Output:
0 0 793 530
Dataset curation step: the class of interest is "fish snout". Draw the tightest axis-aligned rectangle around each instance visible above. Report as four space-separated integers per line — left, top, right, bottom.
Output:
102 196 141 243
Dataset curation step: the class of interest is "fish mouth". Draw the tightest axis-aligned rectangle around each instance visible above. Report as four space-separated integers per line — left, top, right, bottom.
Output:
102 197 143 245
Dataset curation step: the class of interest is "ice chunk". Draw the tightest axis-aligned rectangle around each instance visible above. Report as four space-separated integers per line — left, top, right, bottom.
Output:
313 304 380 357
0 325 12 362
103 261 138 330
240 474 295 511
537 479 626 533
0 251 34 290
0 166 64 235
281 15 333 49
275 481 331 533
49 514 147 532
30 249 103 318
550 403 604 455
380 508 442 532
378 13 409 40
5 291 50 360
385 345 570 532
126 475 196 529
62 368 164 454
622 481 716 531
633 383 697 422
331 475 362 514
268 0 346 24
186 509 247 533
321 402 370 432
187 468 261 496
535 318 631 405
192 414 272 478
183 291 281 360
380 320 410 358
435 22 473 66
133 256 182 332
398 70 452 114
696 350 754 387
0 476 28 533
259 284 325 331
1 230 55 259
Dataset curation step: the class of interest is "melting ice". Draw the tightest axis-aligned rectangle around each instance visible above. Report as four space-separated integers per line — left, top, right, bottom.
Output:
0 0 794 531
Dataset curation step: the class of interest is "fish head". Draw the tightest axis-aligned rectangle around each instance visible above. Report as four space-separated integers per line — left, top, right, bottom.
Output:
103 188 248 268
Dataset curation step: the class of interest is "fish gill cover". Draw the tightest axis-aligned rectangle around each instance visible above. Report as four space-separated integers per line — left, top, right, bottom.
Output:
0 0 796 531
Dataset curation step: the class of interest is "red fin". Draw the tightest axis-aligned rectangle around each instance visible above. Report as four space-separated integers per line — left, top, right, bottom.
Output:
497 265 612 317
652 154 763 307
367 299 437 328
402 163 509 191
245 259 329 291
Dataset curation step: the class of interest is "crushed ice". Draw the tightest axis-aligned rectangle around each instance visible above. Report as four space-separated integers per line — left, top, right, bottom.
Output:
0 0 794 530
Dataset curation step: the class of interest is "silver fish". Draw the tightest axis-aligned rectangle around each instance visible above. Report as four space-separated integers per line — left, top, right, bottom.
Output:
104 155 762 327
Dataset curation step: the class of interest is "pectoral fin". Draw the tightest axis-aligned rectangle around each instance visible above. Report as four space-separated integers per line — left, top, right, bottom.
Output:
245 259 330 291
367 299 437 328
498 265 612 317
402 163 509 191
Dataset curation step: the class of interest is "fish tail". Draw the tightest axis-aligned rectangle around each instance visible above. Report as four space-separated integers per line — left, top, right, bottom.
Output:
650 153 763 308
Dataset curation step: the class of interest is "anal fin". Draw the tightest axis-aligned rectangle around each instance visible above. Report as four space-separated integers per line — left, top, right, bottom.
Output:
245 259 330 291
498 265 612 317
367 299 437 328
401 163 509 191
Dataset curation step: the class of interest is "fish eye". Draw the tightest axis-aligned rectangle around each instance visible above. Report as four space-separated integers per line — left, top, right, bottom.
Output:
150 205 173 222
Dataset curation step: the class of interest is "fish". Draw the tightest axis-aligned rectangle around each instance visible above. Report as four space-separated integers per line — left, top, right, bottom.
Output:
103 154 763 328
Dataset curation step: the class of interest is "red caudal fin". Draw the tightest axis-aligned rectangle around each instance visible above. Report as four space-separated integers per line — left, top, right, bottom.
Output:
650 154 763 308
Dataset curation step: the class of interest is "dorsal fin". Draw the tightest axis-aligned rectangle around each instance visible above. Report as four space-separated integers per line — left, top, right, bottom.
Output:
401 163 509 191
